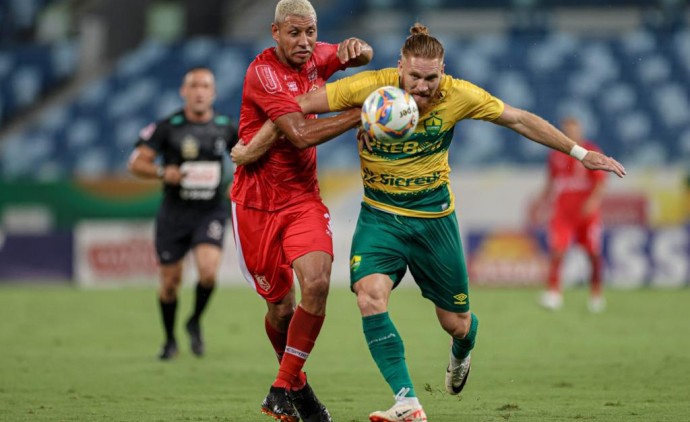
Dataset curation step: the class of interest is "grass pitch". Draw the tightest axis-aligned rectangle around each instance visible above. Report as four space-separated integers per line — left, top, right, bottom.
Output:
0 285 688 421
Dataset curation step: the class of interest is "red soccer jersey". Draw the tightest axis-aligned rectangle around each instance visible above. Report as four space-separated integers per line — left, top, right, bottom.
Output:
548 141 607 219
231 43 346 211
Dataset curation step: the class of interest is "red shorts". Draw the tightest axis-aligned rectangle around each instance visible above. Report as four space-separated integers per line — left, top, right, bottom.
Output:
231 198 333 303
548 213 602 255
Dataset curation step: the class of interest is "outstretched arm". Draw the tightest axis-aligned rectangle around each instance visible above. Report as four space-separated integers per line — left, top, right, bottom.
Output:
494 104 626 177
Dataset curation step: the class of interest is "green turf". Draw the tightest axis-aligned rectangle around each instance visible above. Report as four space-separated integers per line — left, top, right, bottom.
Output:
0 285 688 421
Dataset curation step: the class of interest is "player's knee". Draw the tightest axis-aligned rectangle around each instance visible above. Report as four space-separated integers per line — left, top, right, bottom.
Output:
160 285 178 301
300 273 330 300
443 312 472 339
196 259 219 281
356 289 386 315
197 271 216 286
551 249 566 260
269 308 294 331
161 273 181 288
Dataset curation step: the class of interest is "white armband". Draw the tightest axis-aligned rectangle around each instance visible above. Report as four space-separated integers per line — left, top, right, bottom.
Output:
569 145 588 161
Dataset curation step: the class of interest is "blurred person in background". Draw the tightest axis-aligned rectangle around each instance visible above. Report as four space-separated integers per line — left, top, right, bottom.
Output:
229 0 372 421
233 23 625 422
537 116 608 313
128 67 238 360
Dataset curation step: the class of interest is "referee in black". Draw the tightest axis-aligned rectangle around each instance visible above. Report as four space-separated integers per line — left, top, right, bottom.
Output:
128 67 238 360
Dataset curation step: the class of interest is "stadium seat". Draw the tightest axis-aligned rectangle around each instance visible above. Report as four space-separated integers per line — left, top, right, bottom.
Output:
3 18 690 179
0 43 77 123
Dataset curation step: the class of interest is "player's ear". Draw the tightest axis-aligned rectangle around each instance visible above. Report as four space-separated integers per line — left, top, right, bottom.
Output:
271 23 280 43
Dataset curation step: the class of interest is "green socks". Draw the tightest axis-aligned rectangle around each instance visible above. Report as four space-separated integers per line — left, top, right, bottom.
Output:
451 312 478 360
362 311 477 397
363 312 416 398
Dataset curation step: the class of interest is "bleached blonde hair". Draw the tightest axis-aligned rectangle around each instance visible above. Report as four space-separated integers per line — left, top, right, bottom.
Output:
274 0 317 24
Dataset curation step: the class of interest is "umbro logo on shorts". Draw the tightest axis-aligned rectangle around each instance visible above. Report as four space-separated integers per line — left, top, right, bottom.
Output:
454 293 467 305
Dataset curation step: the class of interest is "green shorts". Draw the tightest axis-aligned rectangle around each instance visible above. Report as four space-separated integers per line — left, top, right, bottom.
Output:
349 203 471 313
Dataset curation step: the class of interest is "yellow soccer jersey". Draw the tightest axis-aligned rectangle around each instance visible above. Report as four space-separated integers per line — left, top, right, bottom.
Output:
326 68 504 218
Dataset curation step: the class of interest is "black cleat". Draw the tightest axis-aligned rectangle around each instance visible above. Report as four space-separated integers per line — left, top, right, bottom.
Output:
288 382 332 422
158 340 178 361
185 317 204 357
260 386 300 422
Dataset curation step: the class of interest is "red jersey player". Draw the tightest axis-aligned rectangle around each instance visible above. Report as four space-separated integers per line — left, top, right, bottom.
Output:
538 117 608 313
229 1 372 421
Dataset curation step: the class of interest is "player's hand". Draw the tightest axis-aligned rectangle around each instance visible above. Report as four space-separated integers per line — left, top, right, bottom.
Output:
337 37 366 64
581 151 626 178
356 127 373 153
230 139 252 166
165 165 184 185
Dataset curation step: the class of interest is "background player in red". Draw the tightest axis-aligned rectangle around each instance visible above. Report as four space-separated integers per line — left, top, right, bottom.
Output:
538 116 608 313
230 0 372 421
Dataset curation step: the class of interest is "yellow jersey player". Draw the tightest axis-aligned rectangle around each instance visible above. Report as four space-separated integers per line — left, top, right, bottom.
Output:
232 23 625 422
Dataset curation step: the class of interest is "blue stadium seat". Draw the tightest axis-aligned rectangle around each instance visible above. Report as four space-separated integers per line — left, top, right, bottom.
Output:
3 24 690 180
600 83 636 114
11 65 42 108
66 117 98 150
654 83 688 129
0 42 77 123
50 40 78 79
74 146 108 177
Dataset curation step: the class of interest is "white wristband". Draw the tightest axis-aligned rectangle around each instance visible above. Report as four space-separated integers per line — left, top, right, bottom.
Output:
569 145 588 161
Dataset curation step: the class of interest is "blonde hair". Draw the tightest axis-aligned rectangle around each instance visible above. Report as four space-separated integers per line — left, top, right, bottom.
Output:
401 23 444 60
274 0 317 23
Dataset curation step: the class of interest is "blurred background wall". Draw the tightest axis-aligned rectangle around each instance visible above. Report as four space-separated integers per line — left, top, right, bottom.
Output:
0 0 688 287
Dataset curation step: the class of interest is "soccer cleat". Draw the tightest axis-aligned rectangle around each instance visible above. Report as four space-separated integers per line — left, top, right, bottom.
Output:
185 317 205 357
158 340 178 361
588 296 606 313
445 351 471 395
368 402 427 422
288 382 332 422
539 290 563 311
261 386 300 422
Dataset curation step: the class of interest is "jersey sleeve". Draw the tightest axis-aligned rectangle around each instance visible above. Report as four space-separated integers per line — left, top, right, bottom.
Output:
245 63 303 121
446 78 505 123
135 120 167 152
313 42 348 80
326 69 397 111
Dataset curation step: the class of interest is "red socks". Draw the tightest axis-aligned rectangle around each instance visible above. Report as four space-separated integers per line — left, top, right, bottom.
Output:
265 317 287 362
549 253 603 296
548 255 563 292
590 254 602 296
272 306 324 391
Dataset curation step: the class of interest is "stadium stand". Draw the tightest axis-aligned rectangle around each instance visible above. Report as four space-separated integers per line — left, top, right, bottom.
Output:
0 41 78 123
0 0 79 124
1 0 689 180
